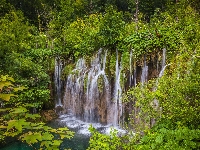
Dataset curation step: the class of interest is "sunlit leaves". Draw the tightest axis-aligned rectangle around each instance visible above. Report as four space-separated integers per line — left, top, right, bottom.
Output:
0 94 16 101
20 131 43 144
1 103 74 149
0 81 13 91
25 114 41 120
0 76 28 102
9 107 28 114
4 119 28 137
0 108 11 112
19 127 74 149
42 132 54 140
0 75 14 90
13 86 27 92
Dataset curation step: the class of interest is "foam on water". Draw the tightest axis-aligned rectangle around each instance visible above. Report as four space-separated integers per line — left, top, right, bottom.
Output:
59 114 126 136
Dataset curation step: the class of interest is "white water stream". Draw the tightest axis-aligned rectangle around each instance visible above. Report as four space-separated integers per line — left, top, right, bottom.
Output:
54 56 63 107
63 49 122 126
54 48 167 132
141 55 148 85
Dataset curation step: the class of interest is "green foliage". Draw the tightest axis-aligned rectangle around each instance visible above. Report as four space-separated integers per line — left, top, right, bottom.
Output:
0 75 16 101
61 13 102 58
0 75 74 149
0 11 34 56
120 5 200 149
124 22 180 59
157 54 200 127
1 1 200 149
5 52 51 108
135 121 200 150
88 125 123 150
98 6 125 49
0 10 51 108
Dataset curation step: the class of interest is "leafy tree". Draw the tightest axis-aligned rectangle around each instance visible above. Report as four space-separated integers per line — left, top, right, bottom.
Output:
98 6 125 50
0 10 54 108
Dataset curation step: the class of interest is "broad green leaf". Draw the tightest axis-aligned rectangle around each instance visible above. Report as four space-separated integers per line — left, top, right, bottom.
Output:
52 140 62 146
60 133 74 139
0 76 14 82
43 126 52 130
6 76 15 82
25 114 40 119
22 103 35 107
0 81 13 90
20 131 42 144
10 107 28 114
13 86 27 92
42 132 54 141
0 125 7 129
0 94 16 101
7 119 28 132
6 120 17 130
40 141 52 149
0 108 11 112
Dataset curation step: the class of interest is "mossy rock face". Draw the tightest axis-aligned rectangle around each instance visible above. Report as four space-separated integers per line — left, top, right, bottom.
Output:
40 109 58 122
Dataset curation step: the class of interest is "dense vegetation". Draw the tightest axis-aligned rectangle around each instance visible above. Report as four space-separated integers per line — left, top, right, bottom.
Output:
0 0 199 149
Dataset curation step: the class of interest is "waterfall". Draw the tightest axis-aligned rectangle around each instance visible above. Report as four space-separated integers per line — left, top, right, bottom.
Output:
158 48 170 79
63 49 116 124
129 49 133 86
159 48 166 77
162 48 166 69
153 48 168 91
84 49 109 122
134 65 137 87
54 56 63 107
63 58 87 116
141 55 148 85
57 47 169 129
151 48 168 126
129 49 137 87
112 49 123 126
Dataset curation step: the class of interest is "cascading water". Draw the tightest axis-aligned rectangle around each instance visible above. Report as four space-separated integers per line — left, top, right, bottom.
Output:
63 49 116 125
129 49 133 86
159 48 166 77
141 55 148 85
133 65 137 87
63 58 87 116
54 56 63 107
155 48 169 87
84 49 110 122
112 50 123 126
61 49 126 134
129 49 137 87
151 48 168 125
54 47 169 135
152 48 168 92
